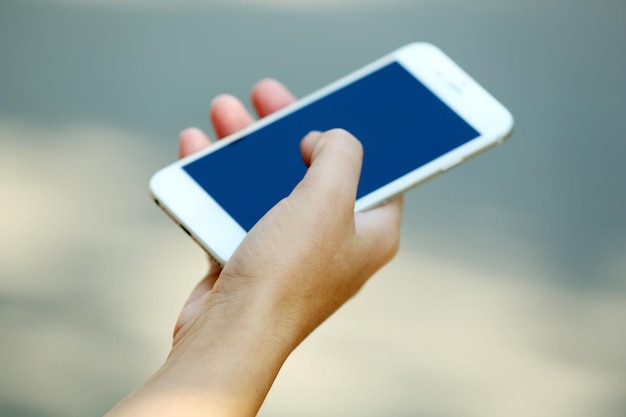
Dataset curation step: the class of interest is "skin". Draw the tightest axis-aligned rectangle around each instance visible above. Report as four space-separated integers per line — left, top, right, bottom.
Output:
105 79 403 417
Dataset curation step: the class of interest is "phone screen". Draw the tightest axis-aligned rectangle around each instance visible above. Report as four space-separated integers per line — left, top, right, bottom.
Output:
184 62 479 231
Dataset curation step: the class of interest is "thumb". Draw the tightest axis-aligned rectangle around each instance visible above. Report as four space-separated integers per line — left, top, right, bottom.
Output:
295 129 363 209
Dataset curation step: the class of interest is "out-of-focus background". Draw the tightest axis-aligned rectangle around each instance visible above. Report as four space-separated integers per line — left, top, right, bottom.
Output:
1 0 625 416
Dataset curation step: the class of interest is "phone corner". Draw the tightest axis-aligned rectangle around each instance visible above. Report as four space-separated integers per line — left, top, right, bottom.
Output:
403 41 440 54
501 109 515 140
148 166 168 195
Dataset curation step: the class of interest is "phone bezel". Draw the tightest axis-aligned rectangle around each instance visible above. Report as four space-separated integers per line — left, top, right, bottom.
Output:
149 42 514 265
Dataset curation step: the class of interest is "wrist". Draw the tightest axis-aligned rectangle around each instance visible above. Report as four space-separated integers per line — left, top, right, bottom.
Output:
161 290 294 416
108 289 296 417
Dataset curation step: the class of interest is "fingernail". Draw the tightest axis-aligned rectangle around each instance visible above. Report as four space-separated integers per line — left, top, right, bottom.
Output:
211 93 236 106
304 130 322 140
179 127 201 138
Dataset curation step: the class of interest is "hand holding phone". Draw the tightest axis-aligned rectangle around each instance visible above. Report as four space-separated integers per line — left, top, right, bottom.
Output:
173 79 403 337
110 121 403 417
111 44 514 415
151 43 514 265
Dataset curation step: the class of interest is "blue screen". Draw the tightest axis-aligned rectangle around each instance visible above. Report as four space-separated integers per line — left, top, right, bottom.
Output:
184 62 479 231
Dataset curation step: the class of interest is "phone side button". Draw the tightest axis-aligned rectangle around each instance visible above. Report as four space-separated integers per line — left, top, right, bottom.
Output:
180 224 192 237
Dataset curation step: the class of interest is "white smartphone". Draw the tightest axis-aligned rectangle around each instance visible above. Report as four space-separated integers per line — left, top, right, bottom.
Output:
150 42 514 265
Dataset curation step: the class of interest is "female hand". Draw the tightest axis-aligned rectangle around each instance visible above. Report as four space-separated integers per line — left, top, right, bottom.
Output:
106 79 403 417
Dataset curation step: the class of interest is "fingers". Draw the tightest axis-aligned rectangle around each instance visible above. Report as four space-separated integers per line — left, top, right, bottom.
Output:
210 94 255 139
213 80 295 137
179 127 212 159
251 78 296 118
295 129 364 210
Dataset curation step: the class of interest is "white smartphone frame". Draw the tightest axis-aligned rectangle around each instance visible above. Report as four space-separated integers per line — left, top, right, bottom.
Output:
150 42 514 265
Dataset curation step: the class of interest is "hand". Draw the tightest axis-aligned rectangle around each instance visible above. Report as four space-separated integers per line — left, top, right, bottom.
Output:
105 79 403 417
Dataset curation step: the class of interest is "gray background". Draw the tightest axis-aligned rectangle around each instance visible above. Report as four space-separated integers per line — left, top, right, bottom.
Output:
1 0 625 416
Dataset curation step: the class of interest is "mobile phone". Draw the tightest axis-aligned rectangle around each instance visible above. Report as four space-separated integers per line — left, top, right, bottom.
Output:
150 42 514 265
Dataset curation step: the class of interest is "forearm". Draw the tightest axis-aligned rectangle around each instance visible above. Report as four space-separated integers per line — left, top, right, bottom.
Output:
105 293 294 417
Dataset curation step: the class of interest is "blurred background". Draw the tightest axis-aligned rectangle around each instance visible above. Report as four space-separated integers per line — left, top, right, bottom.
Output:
1 0 625 416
